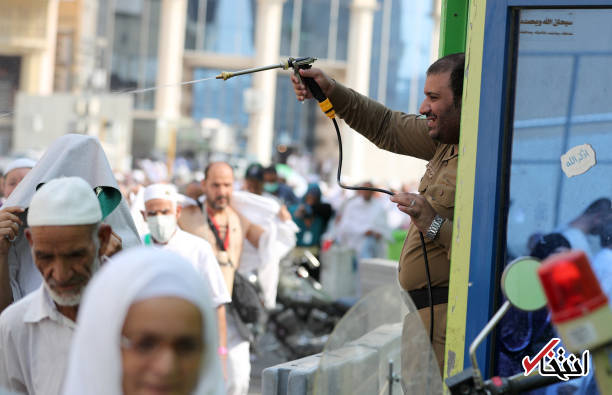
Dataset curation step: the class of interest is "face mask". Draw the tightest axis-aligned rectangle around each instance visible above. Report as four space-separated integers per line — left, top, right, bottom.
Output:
264 182 279 193
147 214 177 244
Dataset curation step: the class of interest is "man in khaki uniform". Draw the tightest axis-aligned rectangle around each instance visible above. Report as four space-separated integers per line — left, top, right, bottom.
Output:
291 53 465 375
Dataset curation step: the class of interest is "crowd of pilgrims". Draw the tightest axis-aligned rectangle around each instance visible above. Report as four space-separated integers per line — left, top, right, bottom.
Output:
0 133 413 395
1 134 611 395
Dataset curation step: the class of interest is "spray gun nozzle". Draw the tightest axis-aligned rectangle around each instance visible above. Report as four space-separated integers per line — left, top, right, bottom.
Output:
216 57 318 82
216 72 233 81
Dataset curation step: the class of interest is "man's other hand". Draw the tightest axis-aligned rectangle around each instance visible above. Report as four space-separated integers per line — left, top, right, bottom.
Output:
102 230 122 257
390 193 437 234
0 207 24 255
290 68 335 101
278 205 291 222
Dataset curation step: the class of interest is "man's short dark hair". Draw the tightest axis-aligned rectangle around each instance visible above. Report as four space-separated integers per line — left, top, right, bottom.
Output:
427 52 465 107
263 166 277 176
530 233 571 260
245 163 264 181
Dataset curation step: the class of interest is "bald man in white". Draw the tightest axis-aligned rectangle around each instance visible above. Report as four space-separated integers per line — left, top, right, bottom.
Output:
142 183 231 364
0 177 111 395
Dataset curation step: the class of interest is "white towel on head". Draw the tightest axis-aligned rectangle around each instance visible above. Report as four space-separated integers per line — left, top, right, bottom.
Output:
5 134 141 300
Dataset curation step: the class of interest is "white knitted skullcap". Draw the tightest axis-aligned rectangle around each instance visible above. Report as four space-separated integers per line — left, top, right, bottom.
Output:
4 158 36 175
143 183 178 204
28 177 102 226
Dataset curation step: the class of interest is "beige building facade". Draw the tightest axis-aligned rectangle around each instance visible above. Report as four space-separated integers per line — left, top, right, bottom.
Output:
1 0 440 187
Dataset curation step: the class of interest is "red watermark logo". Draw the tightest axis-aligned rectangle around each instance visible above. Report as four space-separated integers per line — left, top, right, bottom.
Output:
522 338 590 381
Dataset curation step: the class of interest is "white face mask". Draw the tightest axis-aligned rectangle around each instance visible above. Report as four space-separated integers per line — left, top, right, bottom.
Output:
147 214 177 244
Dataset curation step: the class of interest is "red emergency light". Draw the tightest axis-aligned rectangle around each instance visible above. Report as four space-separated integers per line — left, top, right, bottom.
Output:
537 250 612 352
538 250 607 324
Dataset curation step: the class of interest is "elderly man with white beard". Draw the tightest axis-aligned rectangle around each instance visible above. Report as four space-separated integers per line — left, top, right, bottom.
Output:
0 177 111 395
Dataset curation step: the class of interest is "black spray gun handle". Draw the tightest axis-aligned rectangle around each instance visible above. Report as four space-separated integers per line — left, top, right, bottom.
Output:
296 65 327 102
288 58 336 119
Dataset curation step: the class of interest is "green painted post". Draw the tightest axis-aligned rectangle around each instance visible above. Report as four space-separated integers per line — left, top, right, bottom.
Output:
439 0 470 56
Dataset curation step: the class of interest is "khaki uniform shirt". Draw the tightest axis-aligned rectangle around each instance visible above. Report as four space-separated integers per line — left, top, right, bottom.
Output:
178 205 251 295
329 83 458 291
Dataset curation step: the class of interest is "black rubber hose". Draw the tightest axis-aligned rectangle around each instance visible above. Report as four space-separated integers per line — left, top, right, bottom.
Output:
331 117 435 343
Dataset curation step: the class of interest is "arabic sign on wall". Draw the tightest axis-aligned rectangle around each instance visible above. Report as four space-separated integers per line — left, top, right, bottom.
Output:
520 10 576 44
560 144 597 178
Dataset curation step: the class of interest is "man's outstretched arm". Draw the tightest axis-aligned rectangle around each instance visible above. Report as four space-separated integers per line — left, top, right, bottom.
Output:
291 67 437 160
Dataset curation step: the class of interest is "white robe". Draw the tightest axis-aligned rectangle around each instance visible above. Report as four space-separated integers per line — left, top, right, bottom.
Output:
334 196 392 258
231 190 298 309
0 285 75 395
151 229 231 307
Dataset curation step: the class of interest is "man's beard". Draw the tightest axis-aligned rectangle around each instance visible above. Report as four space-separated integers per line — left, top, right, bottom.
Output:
44 254 101 307
211 195 229 210
428 108 460 144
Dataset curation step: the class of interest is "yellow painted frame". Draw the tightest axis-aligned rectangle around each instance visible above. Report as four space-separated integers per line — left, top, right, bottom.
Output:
443 0 487 381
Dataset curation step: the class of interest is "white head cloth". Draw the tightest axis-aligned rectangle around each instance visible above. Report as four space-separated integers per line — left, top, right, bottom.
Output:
28 177 101 226
63 247 225 395
4 134 141 300
143 183 178 204
3 158 36 176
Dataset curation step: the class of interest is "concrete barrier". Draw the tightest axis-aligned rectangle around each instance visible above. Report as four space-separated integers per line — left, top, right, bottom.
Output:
358 258 399 296
320 246 357 299
262 354 321 395
262 323 403 395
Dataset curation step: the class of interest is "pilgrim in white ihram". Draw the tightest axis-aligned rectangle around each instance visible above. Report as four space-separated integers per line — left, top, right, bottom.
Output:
0 177 110 395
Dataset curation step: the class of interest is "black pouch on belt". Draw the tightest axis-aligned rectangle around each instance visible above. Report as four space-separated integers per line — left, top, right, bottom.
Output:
409 287 449 310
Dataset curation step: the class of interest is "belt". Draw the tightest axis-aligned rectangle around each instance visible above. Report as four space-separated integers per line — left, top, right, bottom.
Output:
408 287 448 310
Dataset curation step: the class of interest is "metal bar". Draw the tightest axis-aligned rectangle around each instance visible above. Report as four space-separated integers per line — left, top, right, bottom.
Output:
196 0 207 51
469 300 511 389
328 0 339 60
291 0 303 56
388 360 394 395
377 0 392 103
215 62 285 80
137 0 151 108
104 0 117 91
553 55 580 228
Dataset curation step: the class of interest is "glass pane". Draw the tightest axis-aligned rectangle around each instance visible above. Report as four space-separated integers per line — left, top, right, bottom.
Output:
335 0 350 61
498 9 612 390
110 0 159 110
368 0 434 112
299 0 330 59
279 0 294 56
273 74 318 154
140 0 160 110
110 7 143 92
191 68 251 130
185 0 199 50
203 0 256 55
